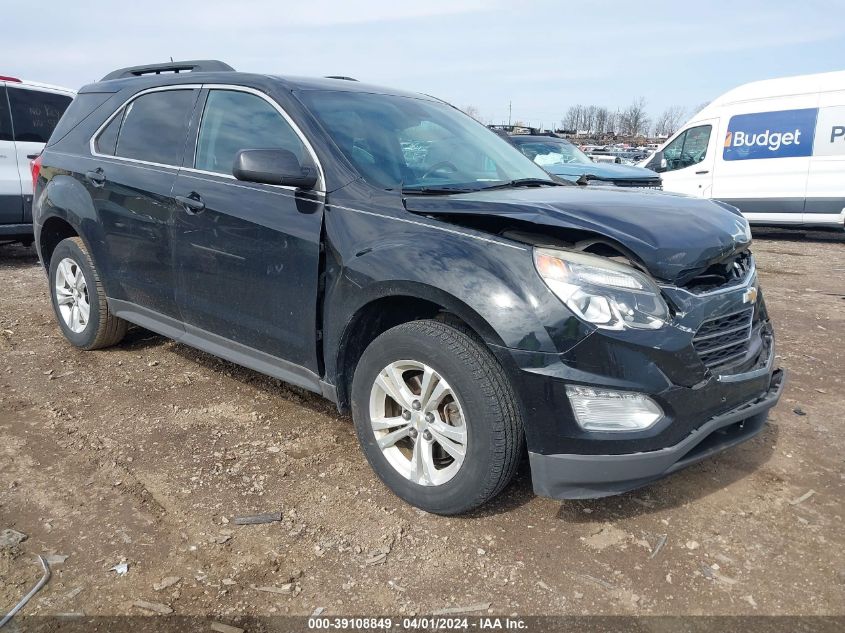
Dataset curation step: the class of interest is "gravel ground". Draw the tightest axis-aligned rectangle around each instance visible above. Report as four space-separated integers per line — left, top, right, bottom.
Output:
1 228 844 621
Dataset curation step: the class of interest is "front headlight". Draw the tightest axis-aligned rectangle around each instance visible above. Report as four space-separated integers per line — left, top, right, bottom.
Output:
534 247 669 330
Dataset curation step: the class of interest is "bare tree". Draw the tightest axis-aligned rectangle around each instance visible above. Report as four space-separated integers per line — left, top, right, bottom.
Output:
620 98 650 136
653 105 686 136
563 105 584 132
691 101 710 116
594 107 609 135
462 105 482 122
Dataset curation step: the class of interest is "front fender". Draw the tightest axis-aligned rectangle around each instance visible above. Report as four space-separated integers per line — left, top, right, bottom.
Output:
322 200 592 380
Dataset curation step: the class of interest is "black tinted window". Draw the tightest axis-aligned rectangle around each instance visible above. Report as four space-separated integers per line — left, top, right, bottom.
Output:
195 90 305 175
115 90 195 165
7 87 72 143
95 109 124 156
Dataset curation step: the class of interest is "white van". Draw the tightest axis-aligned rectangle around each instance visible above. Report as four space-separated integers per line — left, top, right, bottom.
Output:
1 75 74 244
642 70 845 229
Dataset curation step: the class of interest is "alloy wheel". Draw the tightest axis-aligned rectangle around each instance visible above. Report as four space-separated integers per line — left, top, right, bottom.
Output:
54 257 90 333
368 360 468 486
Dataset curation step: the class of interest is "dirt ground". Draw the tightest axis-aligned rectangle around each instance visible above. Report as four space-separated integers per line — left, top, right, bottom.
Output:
1 228 844 622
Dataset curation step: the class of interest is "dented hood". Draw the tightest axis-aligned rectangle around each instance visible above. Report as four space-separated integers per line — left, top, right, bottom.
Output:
404 186 751 283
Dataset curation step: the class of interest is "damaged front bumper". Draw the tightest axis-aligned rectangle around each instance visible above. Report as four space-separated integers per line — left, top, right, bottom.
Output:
528 367 784 499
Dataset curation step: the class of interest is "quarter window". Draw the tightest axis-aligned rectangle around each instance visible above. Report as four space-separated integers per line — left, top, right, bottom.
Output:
195 90 306 175
95 109 124 156
113 89 196 165
7 87 72 144
660 125 712 172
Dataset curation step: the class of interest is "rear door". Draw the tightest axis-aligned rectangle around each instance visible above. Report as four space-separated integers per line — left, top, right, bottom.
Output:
652 120 717 197
87 86 199 319
6 85 73 221
0 84 22 224
172 87 325 373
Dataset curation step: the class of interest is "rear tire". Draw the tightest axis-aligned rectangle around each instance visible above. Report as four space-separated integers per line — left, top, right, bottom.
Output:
49 237 127 350
351 319 523 515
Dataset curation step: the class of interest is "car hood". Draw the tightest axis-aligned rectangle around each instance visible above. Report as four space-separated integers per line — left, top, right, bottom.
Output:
545 162 659 180
404 186 750 284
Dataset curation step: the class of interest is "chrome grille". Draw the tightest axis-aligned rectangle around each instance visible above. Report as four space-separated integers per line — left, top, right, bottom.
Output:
693 308 754 370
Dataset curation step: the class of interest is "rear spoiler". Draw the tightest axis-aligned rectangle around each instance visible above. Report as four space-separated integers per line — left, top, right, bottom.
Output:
101 60 235 81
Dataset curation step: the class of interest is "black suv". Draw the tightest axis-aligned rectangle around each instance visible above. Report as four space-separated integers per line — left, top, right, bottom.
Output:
32 61 783 514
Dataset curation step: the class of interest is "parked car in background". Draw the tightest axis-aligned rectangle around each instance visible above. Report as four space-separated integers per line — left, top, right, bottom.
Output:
643 70 845 229
509 135 662 188
33 60 781 514
1 75 74 244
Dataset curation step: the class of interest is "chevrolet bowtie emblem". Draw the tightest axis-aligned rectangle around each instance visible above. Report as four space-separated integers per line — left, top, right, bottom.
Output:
743 287 758 304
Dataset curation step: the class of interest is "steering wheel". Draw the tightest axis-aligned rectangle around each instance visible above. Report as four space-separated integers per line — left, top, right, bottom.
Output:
421 160 459 180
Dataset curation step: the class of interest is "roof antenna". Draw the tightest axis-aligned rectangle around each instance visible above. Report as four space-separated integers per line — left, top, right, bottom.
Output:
170 56 174 62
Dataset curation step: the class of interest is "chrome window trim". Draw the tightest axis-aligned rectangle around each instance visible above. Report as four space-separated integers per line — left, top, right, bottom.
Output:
184 84 325 193
88 83 326 194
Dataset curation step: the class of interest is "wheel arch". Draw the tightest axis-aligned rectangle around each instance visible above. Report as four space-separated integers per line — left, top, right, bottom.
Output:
330 283 508 413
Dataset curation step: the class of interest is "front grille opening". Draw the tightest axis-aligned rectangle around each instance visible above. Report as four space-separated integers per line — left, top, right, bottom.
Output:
683 251 753 294
693 308 754 370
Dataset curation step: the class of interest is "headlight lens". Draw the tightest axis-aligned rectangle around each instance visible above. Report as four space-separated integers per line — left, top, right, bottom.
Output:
534 247 669 330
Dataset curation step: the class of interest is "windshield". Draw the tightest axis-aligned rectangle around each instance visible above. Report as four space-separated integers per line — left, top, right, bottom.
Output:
514 140 594 168
297 90 554 192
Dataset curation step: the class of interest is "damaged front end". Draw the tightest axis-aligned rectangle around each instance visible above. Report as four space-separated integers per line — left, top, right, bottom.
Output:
403 185 783 499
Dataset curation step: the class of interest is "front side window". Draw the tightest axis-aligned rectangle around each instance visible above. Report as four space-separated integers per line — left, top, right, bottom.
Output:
298 90 552 191
660 125 712 172
195 90 306 175
114 89 196 165
7 87 72 144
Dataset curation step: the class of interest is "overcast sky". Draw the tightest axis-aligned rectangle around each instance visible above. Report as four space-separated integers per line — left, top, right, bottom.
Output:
3 0 843 127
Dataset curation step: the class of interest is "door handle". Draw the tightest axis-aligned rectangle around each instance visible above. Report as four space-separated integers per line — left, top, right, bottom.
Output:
176 192 206 214
85 168 106 188
695 170 710 175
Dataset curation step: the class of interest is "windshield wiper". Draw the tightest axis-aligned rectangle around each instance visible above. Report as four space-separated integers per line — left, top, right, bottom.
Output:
575 174 612 186
401 186 476 195
480 178 560 191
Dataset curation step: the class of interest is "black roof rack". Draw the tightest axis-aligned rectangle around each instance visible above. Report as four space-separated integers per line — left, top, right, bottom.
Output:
101 60 235 81
324 75 358 81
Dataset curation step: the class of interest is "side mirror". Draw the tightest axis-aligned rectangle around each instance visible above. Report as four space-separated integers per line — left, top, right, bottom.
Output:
647 151 666 173
233 149 318 189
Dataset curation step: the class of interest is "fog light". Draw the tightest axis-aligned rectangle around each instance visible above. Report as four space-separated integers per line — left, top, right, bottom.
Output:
565 385 664 431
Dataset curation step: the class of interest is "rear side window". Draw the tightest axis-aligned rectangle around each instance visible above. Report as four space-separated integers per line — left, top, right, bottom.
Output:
7 87 72 143
113 89 196 165
194 90 306 175
0 86 12 142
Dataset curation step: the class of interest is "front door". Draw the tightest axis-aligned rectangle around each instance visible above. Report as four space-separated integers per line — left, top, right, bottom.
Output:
172 88 325 372
87 87 199 318
651 120 717 197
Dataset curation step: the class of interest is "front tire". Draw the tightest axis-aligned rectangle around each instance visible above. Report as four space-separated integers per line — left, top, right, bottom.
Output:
351 320 523 515
49 237 126 350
